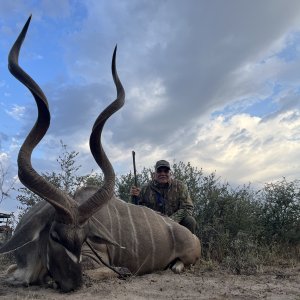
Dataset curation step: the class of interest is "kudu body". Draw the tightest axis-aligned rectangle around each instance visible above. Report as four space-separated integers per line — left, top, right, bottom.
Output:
0 17 200 292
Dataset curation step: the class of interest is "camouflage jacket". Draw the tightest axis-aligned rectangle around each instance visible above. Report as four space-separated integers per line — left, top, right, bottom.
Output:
136 179 194 223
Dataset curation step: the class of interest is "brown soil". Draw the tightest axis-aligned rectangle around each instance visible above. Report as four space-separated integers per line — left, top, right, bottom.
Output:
0 262 299 300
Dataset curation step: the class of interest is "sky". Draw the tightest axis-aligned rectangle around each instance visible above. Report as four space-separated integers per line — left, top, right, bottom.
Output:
1 0 300 213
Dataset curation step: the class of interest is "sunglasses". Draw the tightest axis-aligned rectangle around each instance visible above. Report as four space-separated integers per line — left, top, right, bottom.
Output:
156 168 170 174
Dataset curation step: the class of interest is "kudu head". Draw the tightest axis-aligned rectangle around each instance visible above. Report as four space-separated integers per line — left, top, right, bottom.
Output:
2 16 125 291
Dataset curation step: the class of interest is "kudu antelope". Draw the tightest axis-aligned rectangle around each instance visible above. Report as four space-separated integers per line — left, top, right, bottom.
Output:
0 16 201 292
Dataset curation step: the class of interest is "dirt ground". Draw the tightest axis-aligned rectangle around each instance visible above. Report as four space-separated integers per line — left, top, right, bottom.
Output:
0 262 299 300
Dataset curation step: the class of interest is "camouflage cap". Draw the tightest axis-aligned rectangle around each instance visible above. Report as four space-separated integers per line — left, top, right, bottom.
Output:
155 160 171 171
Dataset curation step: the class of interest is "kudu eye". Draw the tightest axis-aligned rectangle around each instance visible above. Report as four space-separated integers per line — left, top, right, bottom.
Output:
50 231 60 243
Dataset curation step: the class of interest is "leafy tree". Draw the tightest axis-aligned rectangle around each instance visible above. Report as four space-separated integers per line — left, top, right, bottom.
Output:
171 161 204 206
16 141 102 217
0 162 16 206
84 173 104 187
257 178 300 246
197 179 259 262
116 167 152 202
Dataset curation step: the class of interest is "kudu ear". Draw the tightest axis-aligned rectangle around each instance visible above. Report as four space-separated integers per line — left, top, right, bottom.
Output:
74 187 124 248
0 204 54 254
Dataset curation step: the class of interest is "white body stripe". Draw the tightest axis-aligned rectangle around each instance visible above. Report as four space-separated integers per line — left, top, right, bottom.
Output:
160 216 176 257
142 209 155 270
127 206 139 268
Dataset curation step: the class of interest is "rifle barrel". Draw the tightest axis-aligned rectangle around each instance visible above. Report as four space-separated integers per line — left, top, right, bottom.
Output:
132 150 137 186
132 151 138 205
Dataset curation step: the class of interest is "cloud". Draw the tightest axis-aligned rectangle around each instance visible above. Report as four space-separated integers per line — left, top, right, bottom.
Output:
55 1 300 147
179 110 300 185
5 104 26 120
39 0 71 19
22 1 300 182
0 132 9 148
0 0 71 20
0 152 9 164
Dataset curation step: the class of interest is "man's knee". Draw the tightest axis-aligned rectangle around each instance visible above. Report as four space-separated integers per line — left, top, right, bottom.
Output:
179 216 197 234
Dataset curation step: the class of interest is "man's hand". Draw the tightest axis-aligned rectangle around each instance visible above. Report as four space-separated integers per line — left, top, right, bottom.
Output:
130 186 141 197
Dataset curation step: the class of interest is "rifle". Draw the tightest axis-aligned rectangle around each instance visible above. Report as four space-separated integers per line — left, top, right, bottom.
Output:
132 150 138 205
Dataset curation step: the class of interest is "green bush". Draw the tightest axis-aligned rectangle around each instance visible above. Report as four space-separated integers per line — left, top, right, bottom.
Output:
256 178 300 246
168 162 299 265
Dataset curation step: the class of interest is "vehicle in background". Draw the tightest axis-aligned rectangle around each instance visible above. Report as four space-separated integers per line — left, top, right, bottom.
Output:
0 213 12 245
